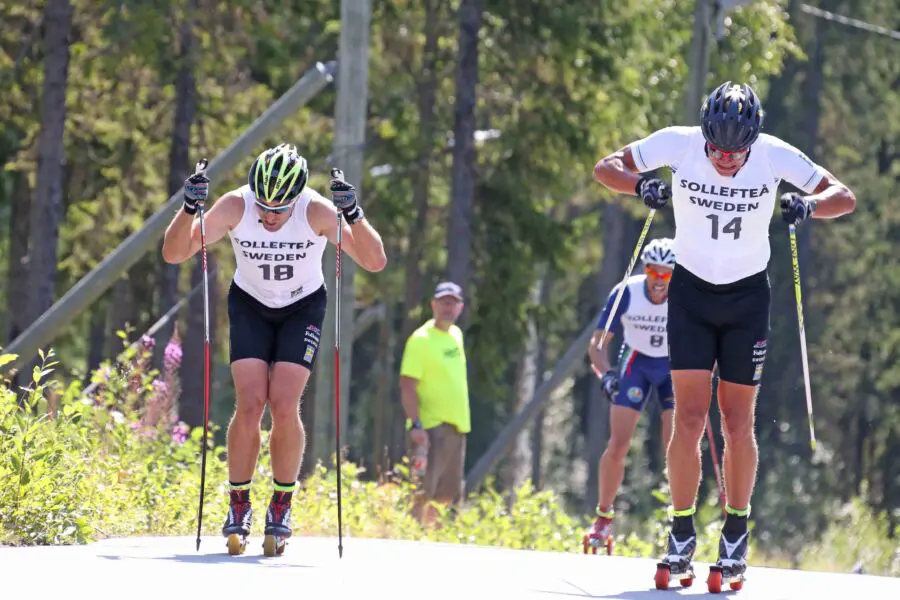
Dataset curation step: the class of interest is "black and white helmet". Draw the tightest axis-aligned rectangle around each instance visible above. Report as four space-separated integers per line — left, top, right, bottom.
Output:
641 238 676 268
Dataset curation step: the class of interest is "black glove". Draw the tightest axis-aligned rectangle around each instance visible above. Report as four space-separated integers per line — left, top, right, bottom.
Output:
182 159 209 215
636 175 671 210
780 192 816 226
601 369 619 402
330 168 365 225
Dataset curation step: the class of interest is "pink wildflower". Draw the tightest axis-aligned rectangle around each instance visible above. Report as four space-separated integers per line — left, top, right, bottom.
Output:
164 339 182 371
171 422 189 445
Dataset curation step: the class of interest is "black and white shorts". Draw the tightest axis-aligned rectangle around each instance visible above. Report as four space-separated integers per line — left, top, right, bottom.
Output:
667 264 770 386
227 281 327 370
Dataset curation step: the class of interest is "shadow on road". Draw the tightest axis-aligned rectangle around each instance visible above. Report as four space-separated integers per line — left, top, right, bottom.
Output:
532 579 741 599
97 552 316 567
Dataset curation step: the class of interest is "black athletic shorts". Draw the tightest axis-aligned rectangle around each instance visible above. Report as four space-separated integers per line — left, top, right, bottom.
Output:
227 281 327 369
667 263 770 386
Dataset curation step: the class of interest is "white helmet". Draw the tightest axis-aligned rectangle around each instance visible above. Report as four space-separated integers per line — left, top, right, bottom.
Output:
641 237 676 268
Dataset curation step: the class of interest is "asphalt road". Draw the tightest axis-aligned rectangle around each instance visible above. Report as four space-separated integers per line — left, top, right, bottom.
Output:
2 535 897 599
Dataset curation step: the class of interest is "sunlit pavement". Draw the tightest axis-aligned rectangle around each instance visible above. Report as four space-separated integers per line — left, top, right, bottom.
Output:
2 535 898 599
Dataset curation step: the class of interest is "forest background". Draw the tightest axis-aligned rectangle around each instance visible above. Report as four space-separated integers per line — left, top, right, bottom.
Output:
1 0 898 574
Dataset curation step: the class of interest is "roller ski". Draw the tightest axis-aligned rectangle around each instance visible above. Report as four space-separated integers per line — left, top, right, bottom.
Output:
707 531 749 593
582 509 614 555
222 490 253 556
262 494 292 557
654 530 697 590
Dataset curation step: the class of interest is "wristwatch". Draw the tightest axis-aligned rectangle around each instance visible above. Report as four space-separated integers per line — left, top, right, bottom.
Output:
411 419 423 430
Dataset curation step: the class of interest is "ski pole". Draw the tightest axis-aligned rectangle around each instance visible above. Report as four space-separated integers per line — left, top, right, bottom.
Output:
596 208 656 354
331 168 345 559
193 157 211 552
788 224 817 451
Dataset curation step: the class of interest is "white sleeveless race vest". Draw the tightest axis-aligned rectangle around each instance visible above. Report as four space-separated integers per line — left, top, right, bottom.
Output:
227 184 328 308
617 275 668 358
631 127 826 285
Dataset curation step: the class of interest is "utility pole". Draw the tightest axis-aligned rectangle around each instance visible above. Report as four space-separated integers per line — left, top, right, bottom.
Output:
683 0 755 124
684 0 713 125
312 0 372 469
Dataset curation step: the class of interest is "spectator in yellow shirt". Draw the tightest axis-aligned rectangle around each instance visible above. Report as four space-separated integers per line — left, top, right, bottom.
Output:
399 281 471 525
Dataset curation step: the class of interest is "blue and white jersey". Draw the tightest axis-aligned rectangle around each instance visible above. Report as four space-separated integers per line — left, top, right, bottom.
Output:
596 275 668 358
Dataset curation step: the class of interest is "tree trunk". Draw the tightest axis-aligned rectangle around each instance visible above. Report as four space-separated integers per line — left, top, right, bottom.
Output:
25 0 73 343
180 253 217 428
4 172 32 347
156 0 198 369
401 0 442 340
107 276 135 356
444 0 484 292
797 22 824 288
371 300 396 479
85 299 108 383
855 404 866 496
501 271 543 499
530 273 553 489
880 425 898 537
4 172 32 394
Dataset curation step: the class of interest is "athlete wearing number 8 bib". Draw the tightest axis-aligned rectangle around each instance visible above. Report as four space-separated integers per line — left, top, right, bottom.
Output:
583 238 676 556
592 81 856 588
595 238 675 416
161 143 387 554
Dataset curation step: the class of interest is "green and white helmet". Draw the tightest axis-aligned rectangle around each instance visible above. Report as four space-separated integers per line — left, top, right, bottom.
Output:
641 237 676 268
248 143 309 205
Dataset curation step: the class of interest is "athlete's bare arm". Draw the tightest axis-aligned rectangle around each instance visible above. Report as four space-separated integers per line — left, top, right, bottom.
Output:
161 192 244 264
593 145 643 195
307 197 387 272
588 329 615 374
806 167 856 219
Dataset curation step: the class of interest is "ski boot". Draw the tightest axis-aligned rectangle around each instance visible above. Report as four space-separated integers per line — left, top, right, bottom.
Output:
582 509 614 555
707 530 749 593
222 491 253 555
654 529 697 590
262 493 292 557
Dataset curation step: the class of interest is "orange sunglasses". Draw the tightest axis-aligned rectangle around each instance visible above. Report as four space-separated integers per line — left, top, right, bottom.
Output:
645 265 673 281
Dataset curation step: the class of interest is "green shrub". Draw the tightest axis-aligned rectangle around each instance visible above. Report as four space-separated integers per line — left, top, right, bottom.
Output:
0 341 598 551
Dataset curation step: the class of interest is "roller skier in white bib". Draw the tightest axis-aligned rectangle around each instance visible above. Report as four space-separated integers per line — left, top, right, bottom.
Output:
592 82 856 591
583 238 676 556
161 144 387 556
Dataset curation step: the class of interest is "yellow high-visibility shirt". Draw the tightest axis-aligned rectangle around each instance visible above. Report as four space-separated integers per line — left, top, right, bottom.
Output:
399 319 470 433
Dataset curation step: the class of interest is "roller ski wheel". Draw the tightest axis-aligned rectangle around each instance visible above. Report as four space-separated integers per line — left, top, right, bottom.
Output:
221 490 253 556
707 564 745 593
582 532 613 555
226 533 249 556
583 513 614 556
262 534 287 557
655 528 698 590
653 562 695 590
709 529 749 592
262 496 292 557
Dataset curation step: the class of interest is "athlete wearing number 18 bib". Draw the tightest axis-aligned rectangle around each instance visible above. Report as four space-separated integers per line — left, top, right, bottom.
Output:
161 143 387 557
592 81 856 591
226 184 329 368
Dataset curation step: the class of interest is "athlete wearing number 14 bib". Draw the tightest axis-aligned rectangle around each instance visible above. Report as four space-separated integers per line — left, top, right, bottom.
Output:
161 143 387 557
592 81 856 591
